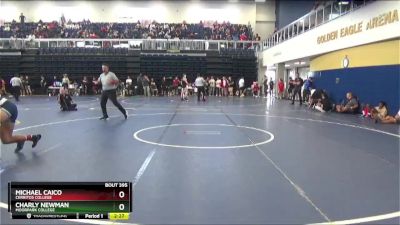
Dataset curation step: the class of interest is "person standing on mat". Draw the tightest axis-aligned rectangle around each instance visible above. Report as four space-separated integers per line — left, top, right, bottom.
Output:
0 96 41 152
10 74 22 102
195 74 206 101
98 63 127 120
291 73 303 105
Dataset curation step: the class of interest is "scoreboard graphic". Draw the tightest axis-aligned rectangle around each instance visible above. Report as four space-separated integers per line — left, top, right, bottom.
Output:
8 182 132 220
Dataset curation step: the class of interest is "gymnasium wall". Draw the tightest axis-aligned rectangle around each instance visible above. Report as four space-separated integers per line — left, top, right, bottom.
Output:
0 0 276 36
310 39 400 114
262 1 400 65
275 0 315 29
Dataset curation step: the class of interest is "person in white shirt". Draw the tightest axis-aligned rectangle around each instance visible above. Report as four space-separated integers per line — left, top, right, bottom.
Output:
125 76 133 96
10 74 22 101
238 77 245 97
62 74 70 87
216 77 222 97
209 76 215 96
195 74 206 102
221 76 228 97
97 63 127 120
181 74 189 101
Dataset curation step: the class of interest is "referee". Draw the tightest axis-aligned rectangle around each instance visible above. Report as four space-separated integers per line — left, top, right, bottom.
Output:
10 74 22 101
98 63 127 120
195 74 206 101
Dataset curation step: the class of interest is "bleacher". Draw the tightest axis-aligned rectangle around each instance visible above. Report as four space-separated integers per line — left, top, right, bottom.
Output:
0 46 257 93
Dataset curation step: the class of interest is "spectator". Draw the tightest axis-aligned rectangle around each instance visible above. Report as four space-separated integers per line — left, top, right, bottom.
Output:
137 74 143 95
24 75 32 95
263 77 269 98
335 92 359 113
0 77 7 96
313 91 332 112
291 73 303 105
204 77 210 96
161 76 167 96
150 78 157 96
19 13 25 25
209 76 215 96
288 77 294 99
92 76 99 94
370 101 388 121
376 109 400 124
269 78 274 97
303 77 314 104
240 32 248 41
228 76 234 96
51 76 61 96
221 76 228 97
216 77 222 97
181 74 188 101
362 104 371 118
20 75 26 96
1 19 254 40
238 77 245 97
61 14 66 27
277 78 284 99
172 76 180 96
309 89 324 108
125 76 133 96
81 76 88 95
142 75 150 97
40 76 47 95
252 81 260 98
62 74 70 87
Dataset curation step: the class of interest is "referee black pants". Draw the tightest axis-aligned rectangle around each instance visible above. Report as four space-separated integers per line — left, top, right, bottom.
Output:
100 89 126 117
197 86 205 101
12 86 21 101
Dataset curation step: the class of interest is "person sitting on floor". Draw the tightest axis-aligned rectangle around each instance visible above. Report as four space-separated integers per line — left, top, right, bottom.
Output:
308 89 324 108
376 109 400 124
58 84 77 111
313 91 332 112
362 104 371 118
370 101 388 120
335 92 359 114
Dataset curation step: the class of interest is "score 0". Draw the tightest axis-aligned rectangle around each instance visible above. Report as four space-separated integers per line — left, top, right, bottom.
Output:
115 189 130 212
118 190 125 211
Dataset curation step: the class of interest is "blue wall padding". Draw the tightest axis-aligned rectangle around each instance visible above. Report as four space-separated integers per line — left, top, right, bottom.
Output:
314 65 400 114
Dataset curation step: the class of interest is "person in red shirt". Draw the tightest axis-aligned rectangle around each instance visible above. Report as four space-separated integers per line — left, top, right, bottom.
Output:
240 32 247 41
240 33 247 41
277 78 284 99
252 81 260 98
172 76 180 96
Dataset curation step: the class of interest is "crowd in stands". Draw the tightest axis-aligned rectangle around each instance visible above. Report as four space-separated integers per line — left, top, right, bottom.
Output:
0 13 255 40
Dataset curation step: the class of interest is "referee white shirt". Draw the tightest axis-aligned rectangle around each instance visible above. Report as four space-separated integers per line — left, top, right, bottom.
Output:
195 77 205 87
98 72 118 91
10 76 22 87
